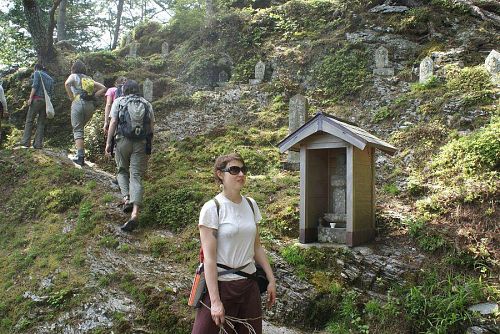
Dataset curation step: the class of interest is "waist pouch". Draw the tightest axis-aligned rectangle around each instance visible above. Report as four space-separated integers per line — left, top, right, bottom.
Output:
188 262 250 308
216 263 269 294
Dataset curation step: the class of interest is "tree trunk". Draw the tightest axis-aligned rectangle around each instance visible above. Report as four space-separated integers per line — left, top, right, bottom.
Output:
56 0 67 41
205 0 215 28
111 0 125 49
22 0 62 65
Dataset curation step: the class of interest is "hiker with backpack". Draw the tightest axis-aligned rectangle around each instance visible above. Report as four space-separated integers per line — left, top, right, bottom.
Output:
0 82 7 144
64 60 106 166
103 76 127 133
104 80 154 232
20 64 54 149
191 153 277 334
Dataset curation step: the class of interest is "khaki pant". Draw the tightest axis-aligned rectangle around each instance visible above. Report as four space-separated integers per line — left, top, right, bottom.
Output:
115 137 148 206
21 99 46 148
70 99 95 140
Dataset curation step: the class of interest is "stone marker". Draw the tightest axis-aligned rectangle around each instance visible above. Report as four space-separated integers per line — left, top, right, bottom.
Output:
125 34 132 45
287 94 308 164
161 41 169 56
218 71 229 86
250 60 266 85
255 60 265 81
373 46 394 76
129 42 138 57
143 78 153 102
419 56 434 83
484 49 500 85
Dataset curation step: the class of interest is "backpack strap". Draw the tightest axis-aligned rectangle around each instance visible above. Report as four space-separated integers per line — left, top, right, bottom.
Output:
216 262 251 277
245 196 255 216
216 263 259 281
213 196 254 217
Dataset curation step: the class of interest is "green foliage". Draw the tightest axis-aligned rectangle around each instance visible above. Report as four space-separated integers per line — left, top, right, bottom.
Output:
411 76 441 91
326 290 369 334
153 95 194 111
142 186 204 231
231 55 260 83
75 201 97 235
314 45 369 100
0 19 35 66
99 236 120 249
383 183 400 195
166 5 204 44
148 236 169 258
280 245 306 266
429 0 470 13
403 217 448 252
84 112 106 163
81 51 123 74
446 66 493 93
47 289 73 308
394 7 433 34
431 117 499 177
45 187 85 213
373 106 395 123
402 272 486 333
445 66 495 107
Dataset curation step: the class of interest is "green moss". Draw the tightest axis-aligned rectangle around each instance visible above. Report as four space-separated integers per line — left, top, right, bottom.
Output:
430 116 499 177
142 186 205 231
45 187 85 213
81 50 123 73
429 0 470 14
314 45 369 100
372 106 395 123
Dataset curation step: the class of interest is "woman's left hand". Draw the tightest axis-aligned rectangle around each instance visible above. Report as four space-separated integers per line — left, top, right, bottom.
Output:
266 280 277 308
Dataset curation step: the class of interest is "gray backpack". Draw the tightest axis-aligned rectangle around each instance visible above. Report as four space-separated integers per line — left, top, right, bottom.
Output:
117 95 152 139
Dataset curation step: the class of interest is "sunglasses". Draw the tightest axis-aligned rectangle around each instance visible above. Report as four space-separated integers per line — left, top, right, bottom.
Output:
220 166 248 175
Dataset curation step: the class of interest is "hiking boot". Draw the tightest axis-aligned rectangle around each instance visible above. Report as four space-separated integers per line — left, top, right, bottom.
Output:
72 156 85 166
123 202 133 213
121 219 138 232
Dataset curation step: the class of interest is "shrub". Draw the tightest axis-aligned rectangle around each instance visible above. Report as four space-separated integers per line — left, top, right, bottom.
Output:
372 106 394 123
431 117 499 175
446 66 493 93
84 112 106 163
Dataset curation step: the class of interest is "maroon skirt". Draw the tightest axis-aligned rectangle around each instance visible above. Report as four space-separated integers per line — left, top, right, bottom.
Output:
192 278 262 334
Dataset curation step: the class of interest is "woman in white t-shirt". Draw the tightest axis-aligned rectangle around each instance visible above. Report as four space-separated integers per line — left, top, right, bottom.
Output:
64 60 106 166
192 153 276 334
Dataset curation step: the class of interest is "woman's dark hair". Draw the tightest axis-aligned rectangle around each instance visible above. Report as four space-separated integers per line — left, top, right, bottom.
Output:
123 80 140 95
71 60 87 74
34 64 45 71
213 153 245 184
115 76 127 87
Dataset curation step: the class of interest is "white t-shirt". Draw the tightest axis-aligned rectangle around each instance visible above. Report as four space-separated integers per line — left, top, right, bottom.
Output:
199 193 262 281
65 73 91 95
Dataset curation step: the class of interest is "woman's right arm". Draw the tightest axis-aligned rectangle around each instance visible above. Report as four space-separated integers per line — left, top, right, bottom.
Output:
199 225 225 326
103 94 113 132
64 76 74 101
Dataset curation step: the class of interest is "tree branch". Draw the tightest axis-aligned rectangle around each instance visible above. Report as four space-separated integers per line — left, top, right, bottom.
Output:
47 0 63 49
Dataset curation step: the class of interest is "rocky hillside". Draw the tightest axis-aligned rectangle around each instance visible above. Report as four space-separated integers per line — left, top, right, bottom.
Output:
0 0 499 333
